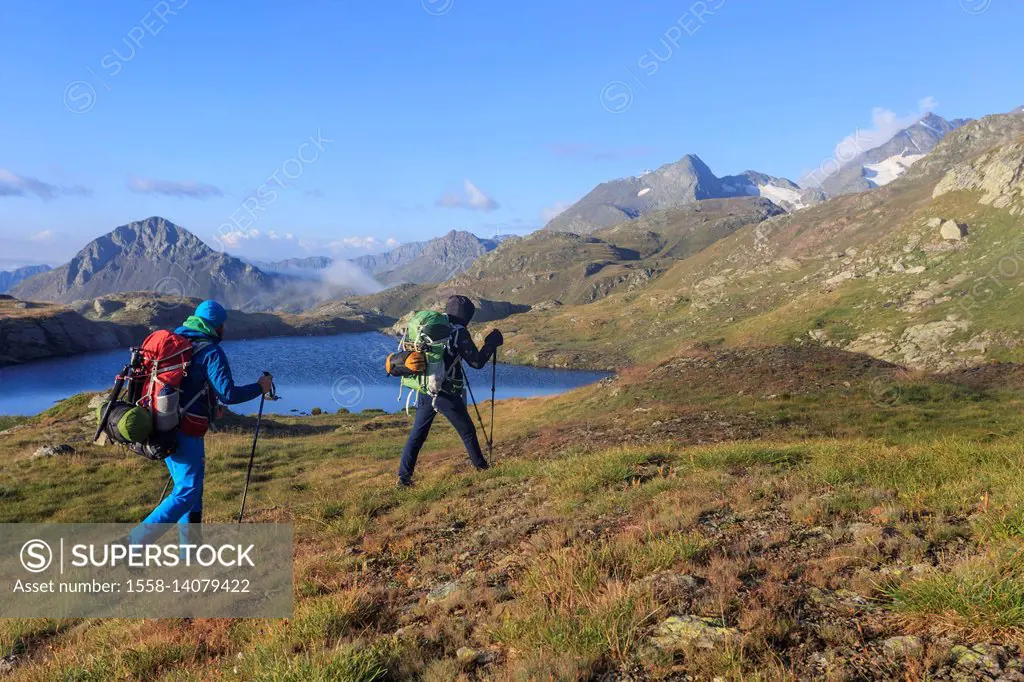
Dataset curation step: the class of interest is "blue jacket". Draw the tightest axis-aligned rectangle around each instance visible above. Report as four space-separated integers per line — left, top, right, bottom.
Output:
175 327 263 418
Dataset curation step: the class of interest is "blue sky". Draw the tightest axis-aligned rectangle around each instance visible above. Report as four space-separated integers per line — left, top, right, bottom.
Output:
1 0 1021 267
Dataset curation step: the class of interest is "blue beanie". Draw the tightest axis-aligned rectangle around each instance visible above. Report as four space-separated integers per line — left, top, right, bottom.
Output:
194 300 228 327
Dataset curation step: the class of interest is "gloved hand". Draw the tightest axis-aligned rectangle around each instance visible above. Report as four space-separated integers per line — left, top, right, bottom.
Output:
485 329 504 347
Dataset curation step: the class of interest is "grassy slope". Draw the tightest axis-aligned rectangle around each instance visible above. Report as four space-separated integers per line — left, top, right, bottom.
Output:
3 348 1024 679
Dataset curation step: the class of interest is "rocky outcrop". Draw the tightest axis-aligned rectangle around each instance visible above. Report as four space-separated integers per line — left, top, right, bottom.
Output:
0 305 132 365
910 110 1024 179
933 139 1024 215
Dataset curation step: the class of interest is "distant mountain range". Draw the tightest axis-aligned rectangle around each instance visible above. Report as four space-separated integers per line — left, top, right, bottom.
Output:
8 106 1004 329
258 230 502 285
542 155 822 235
0 264 51 293
10 220 503 312
820 113 971 196
541 113 979 237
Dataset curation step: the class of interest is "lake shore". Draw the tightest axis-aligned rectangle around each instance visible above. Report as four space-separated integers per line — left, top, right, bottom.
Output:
0 332 609 417
0 293 392 368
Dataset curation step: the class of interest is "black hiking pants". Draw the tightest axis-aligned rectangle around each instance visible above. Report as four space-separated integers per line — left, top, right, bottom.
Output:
399 391 488 482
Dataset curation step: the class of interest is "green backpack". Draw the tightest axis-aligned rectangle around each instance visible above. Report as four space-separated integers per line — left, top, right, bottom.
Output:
394 310 462 406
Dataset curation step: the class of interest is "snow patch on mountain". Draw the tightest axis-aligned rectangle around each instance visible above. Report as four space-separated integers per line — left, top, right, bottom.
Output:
863 153 926 188
756 183 808 209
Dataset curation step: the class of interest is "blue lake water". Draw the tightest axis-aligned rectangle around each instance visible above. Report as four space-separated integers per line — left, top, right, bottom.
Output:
0 332 608 416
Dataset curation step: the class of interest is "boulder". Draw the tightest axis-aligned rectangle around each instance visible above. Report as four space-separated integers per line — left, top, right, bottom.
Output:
940 220 968 241
426 581 459 603
882 635 923 659
33 444 76 458
456 647 493 667
950 644 1005 677
652 615 740 651
825 270 856 287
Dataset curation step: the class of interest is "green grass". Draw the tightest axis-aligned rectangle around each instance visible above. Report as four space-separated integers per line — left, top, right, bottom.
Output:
886 548 1024 635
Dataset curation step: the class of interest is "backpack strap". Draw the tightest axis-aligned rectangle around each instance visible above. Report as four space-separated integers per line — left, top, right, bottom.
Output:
447 324 465 362
181 385 209 413
182 339 213 414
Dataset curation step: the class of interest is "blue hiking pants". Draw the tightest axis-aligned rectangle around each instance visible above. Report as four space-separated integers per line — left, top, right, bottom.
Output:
399 391 488 482
130 432 205 546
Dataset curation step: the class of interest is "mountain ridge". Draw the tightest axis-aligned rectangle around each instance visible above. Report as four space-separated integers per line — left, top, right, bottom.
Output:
258 230 501 286
543 154 817 235
820 113 971 196
0 264 51 293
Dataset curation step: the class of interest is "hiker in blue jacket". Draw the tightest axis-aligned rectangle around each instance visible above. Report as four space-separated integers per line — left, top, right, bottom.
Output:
131 300 273 544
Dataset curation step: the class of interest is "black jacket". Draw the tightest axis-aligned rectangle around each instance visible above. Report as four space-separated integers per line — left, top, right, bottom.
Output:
448 325 496 371
443 295 495 393
443 325 496 394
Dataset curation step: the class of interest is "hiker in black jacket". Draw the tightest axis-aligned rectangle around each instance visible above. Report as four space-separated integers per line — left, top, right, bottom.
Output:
398 295 503 487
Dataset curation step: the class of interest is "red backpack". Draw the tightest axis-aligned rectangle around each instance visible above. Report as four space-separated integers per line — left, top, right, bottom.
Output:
134 330 210 436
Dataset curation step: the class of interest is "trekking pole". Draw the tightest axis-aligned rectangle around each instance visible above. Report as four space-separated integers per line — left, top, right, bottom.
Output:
489 350 497 459
93 348 142 443
237 372 276 524
157 475 172 505
462 369 492 453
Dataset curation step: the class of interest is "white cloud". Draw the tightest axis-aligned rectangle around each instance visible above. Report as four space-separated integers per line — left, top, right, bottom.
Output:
265 230 297 241
219 228 260 247
540 201 573 222
436 179 500 212
29 230 56 242
0 169 90 200
218 228 301 248
325 235 401 252
129 176 223 199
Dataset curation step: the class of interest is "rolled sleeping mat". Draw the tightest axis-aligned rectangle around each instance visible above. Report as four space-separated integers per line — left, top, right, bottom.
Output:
386 350 427 377
96 401 153 445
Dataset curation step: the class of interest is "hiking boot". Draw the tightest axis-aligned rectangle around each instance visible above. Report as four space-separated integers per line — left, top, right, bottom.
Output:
475 462 490 472
396 478 414 489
